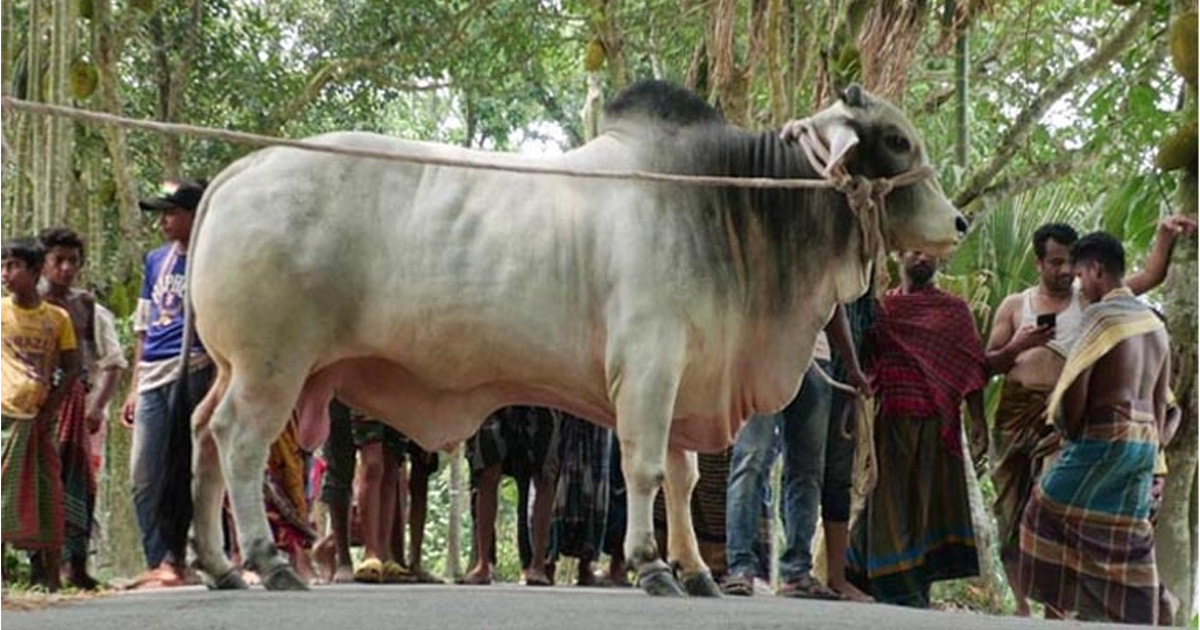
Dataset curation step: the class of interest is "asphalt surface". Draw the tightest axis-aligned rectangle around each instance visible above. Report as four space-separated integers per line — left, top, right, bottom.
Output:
3 584 1147 630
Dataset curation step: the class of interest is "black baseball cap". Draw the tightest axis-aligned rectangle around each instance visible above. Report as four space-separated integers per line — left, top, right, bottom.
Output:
139 178 207 212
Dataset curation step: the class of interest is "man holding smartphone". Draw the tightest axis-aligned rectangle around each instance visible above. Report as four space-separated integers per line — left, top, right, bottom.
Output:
984 216 1194 616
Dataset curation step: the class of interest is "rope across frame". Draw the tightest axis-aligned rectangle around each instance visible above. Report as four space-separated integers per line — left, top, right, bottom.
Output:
2 97 843 191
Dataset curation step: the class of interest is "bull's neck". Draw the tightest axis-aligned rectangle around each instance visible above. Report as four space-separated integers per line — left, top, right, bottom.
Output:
722 129 863 316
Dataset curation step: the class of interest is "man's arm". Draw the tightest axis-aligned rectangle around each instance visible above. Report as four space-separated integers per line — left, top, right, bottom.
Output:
984 294 1052 375
86 304 126 432
1156 348 1178 447
87 366 122 433
36 348 81 424
120 333 145 428
965 388 988 472
825 305 871 394
1127 215 1197 295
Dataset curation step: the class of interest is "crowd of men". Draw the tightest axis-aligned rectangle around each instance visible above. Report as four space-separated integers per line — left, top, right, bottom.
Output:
1 175 1195 626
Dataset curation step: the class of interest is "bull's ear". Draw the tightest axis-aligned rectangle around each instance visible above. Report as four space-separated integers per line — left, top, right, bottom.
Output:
784 96 861 175
841 84 865 108
822 119 860 174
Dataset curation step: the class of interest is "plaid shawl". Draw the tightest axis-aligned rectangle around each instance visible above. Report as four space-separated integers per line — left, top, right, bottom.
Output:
869 286 986 455
1045 288 1164 429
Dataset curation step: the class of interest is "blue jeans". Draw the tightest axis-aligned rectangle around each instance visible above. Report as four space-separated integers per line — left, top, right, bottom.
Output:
725 361 834 582
725 412 780 579
130 365 213 569
778 361 833 581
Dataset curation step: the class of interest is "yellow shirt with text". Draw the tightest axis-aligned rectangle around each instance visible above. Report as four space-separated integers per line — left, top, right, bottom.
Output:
1 296 77 419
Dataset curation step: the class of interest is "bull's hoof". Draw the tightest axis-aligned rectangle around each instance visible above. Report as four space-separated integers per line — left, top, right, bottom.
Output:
244 538 309 591
206 569 249 591
637 562 686 597
681 571 722 597
261 564 309 591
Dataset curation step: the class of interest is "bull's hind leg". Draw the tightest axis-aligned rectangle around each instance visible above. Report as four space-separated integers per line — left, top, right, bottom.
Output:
209 365 308 591
612 351 687 596
663 449 720 596
191 368 246 589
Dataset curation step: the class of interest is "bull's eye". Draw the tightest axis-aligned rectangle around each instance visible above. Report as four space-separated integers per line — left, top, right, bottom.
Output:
884 134 910 153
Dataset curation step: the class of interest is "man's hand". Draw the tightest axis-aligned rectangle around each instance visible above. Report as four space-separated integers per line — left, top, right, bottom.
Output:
85 404 105 434
968 425 989 477
120 393 137 429
1011 323 1054 353
1158 214 1198 242
846 366 874 397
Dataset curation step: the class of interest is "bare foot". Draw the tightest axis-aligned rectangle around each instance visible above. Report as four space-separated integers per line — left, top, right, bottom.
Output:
524 567 551 587
331 564 355 584
460 563 493 585
312 536 336 583
127 564 185 590
292 549 316 586
828 578 874 603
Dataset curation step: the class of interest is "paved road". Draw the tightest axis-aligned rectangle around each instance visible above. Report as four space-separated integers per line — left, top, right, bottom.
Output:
3 584 1143 630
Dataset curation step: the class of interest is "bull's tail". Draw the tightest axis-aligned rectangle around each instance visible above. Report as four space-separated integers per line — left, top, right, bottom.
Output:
161 153 262 557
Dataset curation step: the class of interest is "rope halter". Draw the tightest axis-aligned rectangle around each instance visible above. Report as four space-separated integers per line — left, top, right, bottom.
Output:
791 117 935 293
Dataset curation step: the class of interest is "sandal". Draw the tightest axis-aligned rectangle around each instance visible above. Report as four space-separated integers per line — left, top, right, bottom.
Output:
382 561 418 584
777 574 844 600
720 573 754 597
353 558 383 584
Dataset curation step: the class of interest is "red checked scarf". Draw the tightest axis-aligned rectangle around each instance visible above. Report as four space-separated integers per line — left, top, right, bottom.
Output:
868 285 986 457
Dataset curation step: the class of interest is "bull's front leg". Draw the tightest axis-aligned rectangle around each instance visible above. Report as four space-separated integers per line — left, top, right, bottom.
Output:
663 448 720 596
611 347 687 596
209 368 309 591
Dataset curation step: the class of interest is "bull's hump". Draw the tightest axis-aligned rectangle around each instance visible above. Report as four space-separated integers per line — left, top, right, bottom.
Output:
602 80 724 131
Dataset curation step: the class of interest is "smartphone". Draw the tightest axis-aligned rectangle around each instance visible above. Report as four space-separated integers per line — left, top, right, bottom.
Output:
1036 313 1056 329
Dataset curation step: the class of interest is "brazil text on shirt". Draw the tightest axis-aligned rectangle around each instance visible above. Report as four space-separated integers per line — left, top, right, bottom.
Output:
139 244 206 361
4 335 61 354
151 271 187 307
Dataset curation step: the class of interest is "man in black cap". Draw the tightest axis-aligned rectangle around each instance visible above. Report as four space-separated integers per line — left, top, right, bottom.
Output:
120 178 213 587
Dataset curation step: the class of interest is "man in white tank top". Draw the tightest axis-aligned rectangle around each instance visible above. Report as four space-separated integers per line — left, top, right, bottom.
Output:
983 216 1194 617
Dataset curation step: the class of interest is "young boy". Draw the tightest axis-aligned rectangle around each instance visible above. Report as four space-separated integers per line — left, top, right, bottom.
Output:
1 237 81 592
38 226 125 589
122 178 213 587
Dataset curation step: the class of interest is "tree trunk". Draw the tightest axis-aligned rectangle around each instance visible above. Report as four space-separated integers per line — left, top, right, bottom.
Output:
27 0 45 233
591 0 629 91
48 0 76 228
148 12 178 175
91 0 140 280
1155 3 1198 621
765 0 788 126
950 0 968 170
1158 137 1198 626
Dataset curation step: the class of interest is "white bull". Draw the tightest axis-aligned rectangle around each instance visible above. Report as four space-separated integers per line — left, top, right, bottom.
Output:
186 81 965 594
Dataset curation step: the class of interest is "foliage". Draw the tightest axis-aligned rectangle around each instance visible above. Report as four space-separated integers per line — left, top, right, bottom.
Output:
2 544 33 588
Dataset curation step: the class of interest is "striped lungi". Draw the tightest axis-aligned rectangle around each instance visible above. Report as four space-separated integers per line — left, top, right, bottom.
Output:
1017 403 1159 624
